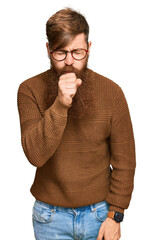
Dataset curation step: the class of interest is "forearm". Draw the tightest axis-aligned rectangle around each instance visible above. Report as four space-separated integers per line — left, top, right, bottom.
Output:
20 97 68 167
105 86 136 212
106 168 135 213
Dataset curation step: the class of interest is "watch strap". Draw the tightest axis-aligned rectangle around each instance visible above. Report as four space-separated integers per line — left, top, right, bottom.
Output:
107 211 115 219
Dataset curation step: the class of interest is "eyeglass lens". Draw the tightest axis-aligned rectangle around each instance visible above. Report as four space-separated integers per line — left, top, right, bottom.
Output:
52 49 87 61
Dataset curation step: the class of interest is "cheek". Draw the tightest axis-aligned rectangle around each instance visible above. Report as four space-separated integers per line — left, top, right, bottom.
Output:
51 59 64 69
73 61 85 70
53 61 65 69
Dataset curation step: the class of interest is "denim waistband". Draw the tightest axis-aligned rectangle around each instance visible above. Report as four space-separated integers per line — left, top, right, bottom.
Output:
36 200 109 213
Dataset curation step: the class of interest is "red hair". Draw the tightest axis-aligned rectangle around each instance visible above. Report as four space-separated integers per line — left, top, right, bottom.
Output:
46 8 89 50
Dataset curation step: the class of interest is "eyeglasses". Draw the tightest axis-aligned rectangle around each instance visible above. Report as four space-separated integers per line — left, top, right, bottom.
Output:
50 48 88 61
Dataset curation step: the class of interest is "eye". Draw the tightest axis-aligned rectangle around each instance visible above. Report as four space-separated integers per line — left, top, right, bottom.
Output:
55 51 65 55
73 49 84 54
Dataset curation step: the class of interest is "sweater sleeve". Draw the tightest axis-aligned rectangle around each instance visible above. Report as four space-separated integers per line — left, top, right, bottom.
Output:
105 86 136 213
17 82 68 167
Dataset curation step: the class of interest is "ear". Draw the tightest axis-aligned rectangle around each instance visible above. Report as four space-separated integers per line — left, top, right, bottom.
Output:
46 42 50 56
88 41 92 54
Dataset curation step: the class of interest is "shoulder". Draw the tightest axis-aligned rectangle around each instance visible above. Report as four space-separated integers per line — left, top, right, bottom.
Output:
88 68 119 87
88 68 123 98
18 69 50 92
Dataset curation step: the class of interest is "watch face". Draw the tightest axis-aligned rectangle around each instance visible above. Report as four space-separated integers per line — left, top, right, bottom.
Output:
114 212 124 223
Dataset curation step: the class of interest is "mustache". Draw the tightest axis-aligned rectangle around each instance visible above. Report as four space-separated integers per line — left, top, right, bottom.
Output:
55 65 84 79
59 65 76 74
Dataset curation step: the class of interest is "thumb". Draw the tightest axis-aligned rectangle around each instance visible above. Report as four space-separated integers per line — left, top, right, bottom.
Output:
76 78 82 88
96 231 104 240
96 223 105 240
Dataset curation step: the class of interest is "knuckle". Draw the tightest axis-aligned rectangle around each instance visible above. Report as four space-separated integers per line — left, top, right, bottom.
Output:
71 89 76 95
70 72 76 77
60 88 66 95
59 76 64 81
58 81 63 87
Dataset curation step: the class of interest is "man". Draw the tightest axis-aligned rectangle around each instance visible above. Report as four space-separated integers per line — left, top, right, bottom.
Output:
17 8 136 240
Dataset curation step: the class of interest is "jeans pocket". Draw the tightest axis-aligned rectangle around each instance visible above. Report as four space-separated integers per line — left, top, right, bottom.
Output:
94 201 109 222
32 200 53 223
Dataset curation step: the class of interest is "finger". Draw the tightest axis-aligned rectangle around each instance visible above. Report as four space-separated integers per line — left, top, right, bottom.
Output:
58 82 76 90
63 72 76 77
67 89 76 97
60 73 76 80
96 230 104 240
96 234 104 240
76 78 82 87
59 78 76 83
65 83 77 89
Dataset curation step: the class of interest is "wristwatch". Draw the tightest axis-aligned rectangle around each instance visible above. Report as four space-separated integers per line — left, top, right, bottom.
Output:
107 211 124 223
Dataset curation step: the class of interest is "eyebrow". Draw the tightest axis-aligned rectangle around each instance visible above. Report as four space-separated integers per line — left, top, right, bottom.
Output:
53 47 87 52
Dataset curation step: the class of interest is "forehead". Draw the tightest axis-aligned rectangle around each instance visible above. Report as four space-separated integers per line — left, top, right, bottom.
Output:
62 33 87 50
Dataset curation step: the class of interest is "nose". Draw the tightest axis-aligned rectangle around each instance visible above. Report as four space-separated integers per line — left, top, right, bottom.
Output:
64 52 74 65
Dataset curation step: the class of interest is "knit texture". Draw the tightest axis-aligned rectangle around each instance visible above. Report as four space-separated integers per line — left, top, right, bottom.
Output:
17 68 136 213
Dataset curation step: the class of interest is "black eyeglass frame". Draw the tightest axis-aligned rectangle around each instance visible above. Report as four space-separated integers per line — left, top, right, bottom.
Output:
50 48 88 62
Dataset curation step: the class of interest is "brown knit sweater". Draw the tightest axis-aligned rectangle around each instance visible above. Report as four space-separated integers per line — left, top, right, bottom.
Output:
17 68 136 213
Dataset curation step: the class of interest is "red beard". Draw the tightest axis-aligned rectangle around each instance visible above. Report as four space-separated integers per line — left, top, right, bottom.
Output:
46 61 95 120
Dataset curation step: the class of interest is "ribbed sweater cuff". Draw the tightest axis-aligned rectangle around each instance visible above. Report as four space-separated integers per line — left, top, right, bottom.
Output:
50 97 68 117
109 205 124 214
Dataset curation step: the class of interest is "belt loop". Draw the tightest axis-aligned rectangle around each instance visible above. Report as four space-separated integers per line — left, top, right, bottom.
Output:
53 205 57 212
90 204 96 212
51 205 56 213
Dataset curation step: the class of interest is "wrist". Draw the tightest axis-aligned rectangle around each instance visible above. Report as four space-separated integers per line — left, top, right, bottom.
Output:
107 211 124 223
57 96 72 109
51 97 68 117
109 205 124 214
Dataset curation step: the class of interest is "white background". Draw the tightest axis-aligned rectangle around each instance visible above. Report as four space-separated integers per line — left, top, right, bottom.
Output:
0 0 153 239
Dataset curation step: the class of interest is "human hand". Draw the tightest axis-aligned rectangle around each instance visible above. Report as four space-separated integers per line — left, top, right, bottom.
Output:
96 217 121 240
58 72 82 108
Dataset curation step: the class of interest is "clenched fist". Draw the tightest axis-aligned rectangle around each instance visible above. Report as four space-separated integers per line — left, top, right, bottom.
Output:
57 73 82 108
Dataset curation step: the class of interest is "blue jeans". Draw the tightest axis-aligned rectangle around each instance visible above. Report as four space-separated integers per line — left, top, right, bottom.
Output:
32 200 109 240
